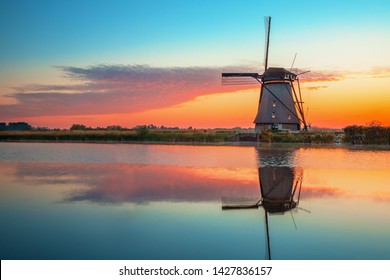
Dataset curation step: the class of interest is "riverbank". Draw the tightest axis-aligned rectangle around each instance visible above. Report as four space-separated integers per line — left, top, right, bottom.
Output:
0 129 336 144
0 130 234 143
1 127 388 146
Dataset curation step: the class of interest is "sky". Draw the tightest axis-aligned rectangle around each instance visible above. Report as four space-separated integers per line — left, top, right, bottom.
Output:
0 0 389 129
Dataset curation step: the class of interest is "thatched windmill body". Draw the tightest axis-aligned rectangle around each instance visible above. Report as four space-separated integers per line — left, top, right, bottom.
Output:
222 17 308 131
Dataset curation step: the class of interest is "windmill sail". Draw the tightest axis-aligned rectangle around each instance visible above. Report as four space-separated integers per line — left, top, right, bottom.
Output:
264 16 271 72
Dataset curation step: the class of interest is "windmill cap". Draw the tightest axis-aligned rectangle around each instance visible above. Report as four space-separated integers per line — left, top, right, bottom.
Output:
262 67 297 82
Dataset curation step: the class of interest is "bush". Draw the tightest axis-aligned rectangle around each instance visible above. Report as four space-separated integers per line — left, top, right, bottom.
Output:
344 125 390 145
260 130 271 142
135 126 149 136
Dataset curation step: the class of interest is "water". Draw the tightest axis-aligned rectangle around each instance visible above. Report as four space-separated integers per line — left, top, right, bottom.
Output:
0 142 389 260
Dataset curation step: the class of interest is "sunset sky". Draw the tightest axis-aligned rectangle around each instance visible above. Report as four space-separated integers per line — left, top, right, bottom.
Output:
1 0 389 129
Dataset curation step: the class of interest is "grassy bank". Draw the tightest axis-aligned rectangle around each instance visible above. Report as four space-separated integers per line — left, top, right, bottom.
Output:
0 129 337 144
0 130 235 143
2 127 389 145
259 130 336 144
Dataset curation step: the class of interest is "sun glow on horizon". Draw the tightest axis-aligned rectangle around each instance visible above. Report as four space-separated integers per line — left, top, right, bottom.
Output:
4 70 390 130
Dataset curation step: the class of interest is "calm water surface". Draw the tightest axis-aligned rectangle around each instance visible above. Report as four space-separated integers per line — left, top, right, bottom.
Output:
0 142 389 259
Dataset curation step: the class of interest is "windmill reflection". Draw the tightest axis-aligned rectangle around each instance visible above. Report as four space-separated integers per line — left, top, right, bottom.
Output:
260 166 302 213
222 149 304 260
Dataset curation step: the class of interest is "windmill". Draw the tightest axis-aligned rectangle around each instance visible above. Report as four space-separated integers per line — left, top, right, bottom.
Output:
222 16 308 131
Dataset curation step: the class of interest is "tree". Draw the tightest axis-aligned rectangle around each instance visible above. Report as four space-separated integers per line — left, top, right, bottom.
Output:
0 122 6 130
70 124 87 130
366 120 382 127
106 125 122 130
7 122 32 130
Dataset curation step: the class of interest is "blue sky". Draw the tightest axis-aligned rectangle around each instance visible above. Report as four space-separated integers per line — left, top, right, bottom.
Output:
2 0 389 68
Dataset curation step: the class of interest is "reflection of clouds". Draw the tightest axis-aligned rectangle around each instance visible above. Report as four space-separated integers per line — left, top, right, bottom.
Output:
13 162 259 204
300 186 344 199
300 187 390 202
14 162 104 186
372 192 390 202
294 148 390 170
7 158 389 205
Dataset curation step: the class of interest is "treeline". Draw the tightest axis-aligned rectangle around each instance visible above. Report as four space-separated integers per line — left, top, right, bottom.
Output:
0 122 191 131
69 124 187 131
343 125 390 145
0 122 32 131
1 121 389 145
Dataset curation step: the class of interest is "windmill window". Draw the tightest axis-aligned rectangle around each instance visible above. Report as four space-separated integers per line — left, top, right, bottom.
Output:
272 112 276 119
272 101 276 107
288 114 291 120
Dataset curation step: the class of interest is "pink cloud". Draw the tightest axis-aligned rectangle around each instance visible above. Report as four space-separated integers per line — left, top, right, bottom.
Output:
0 64 351 120
297 69 344 82
1 64 258 119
